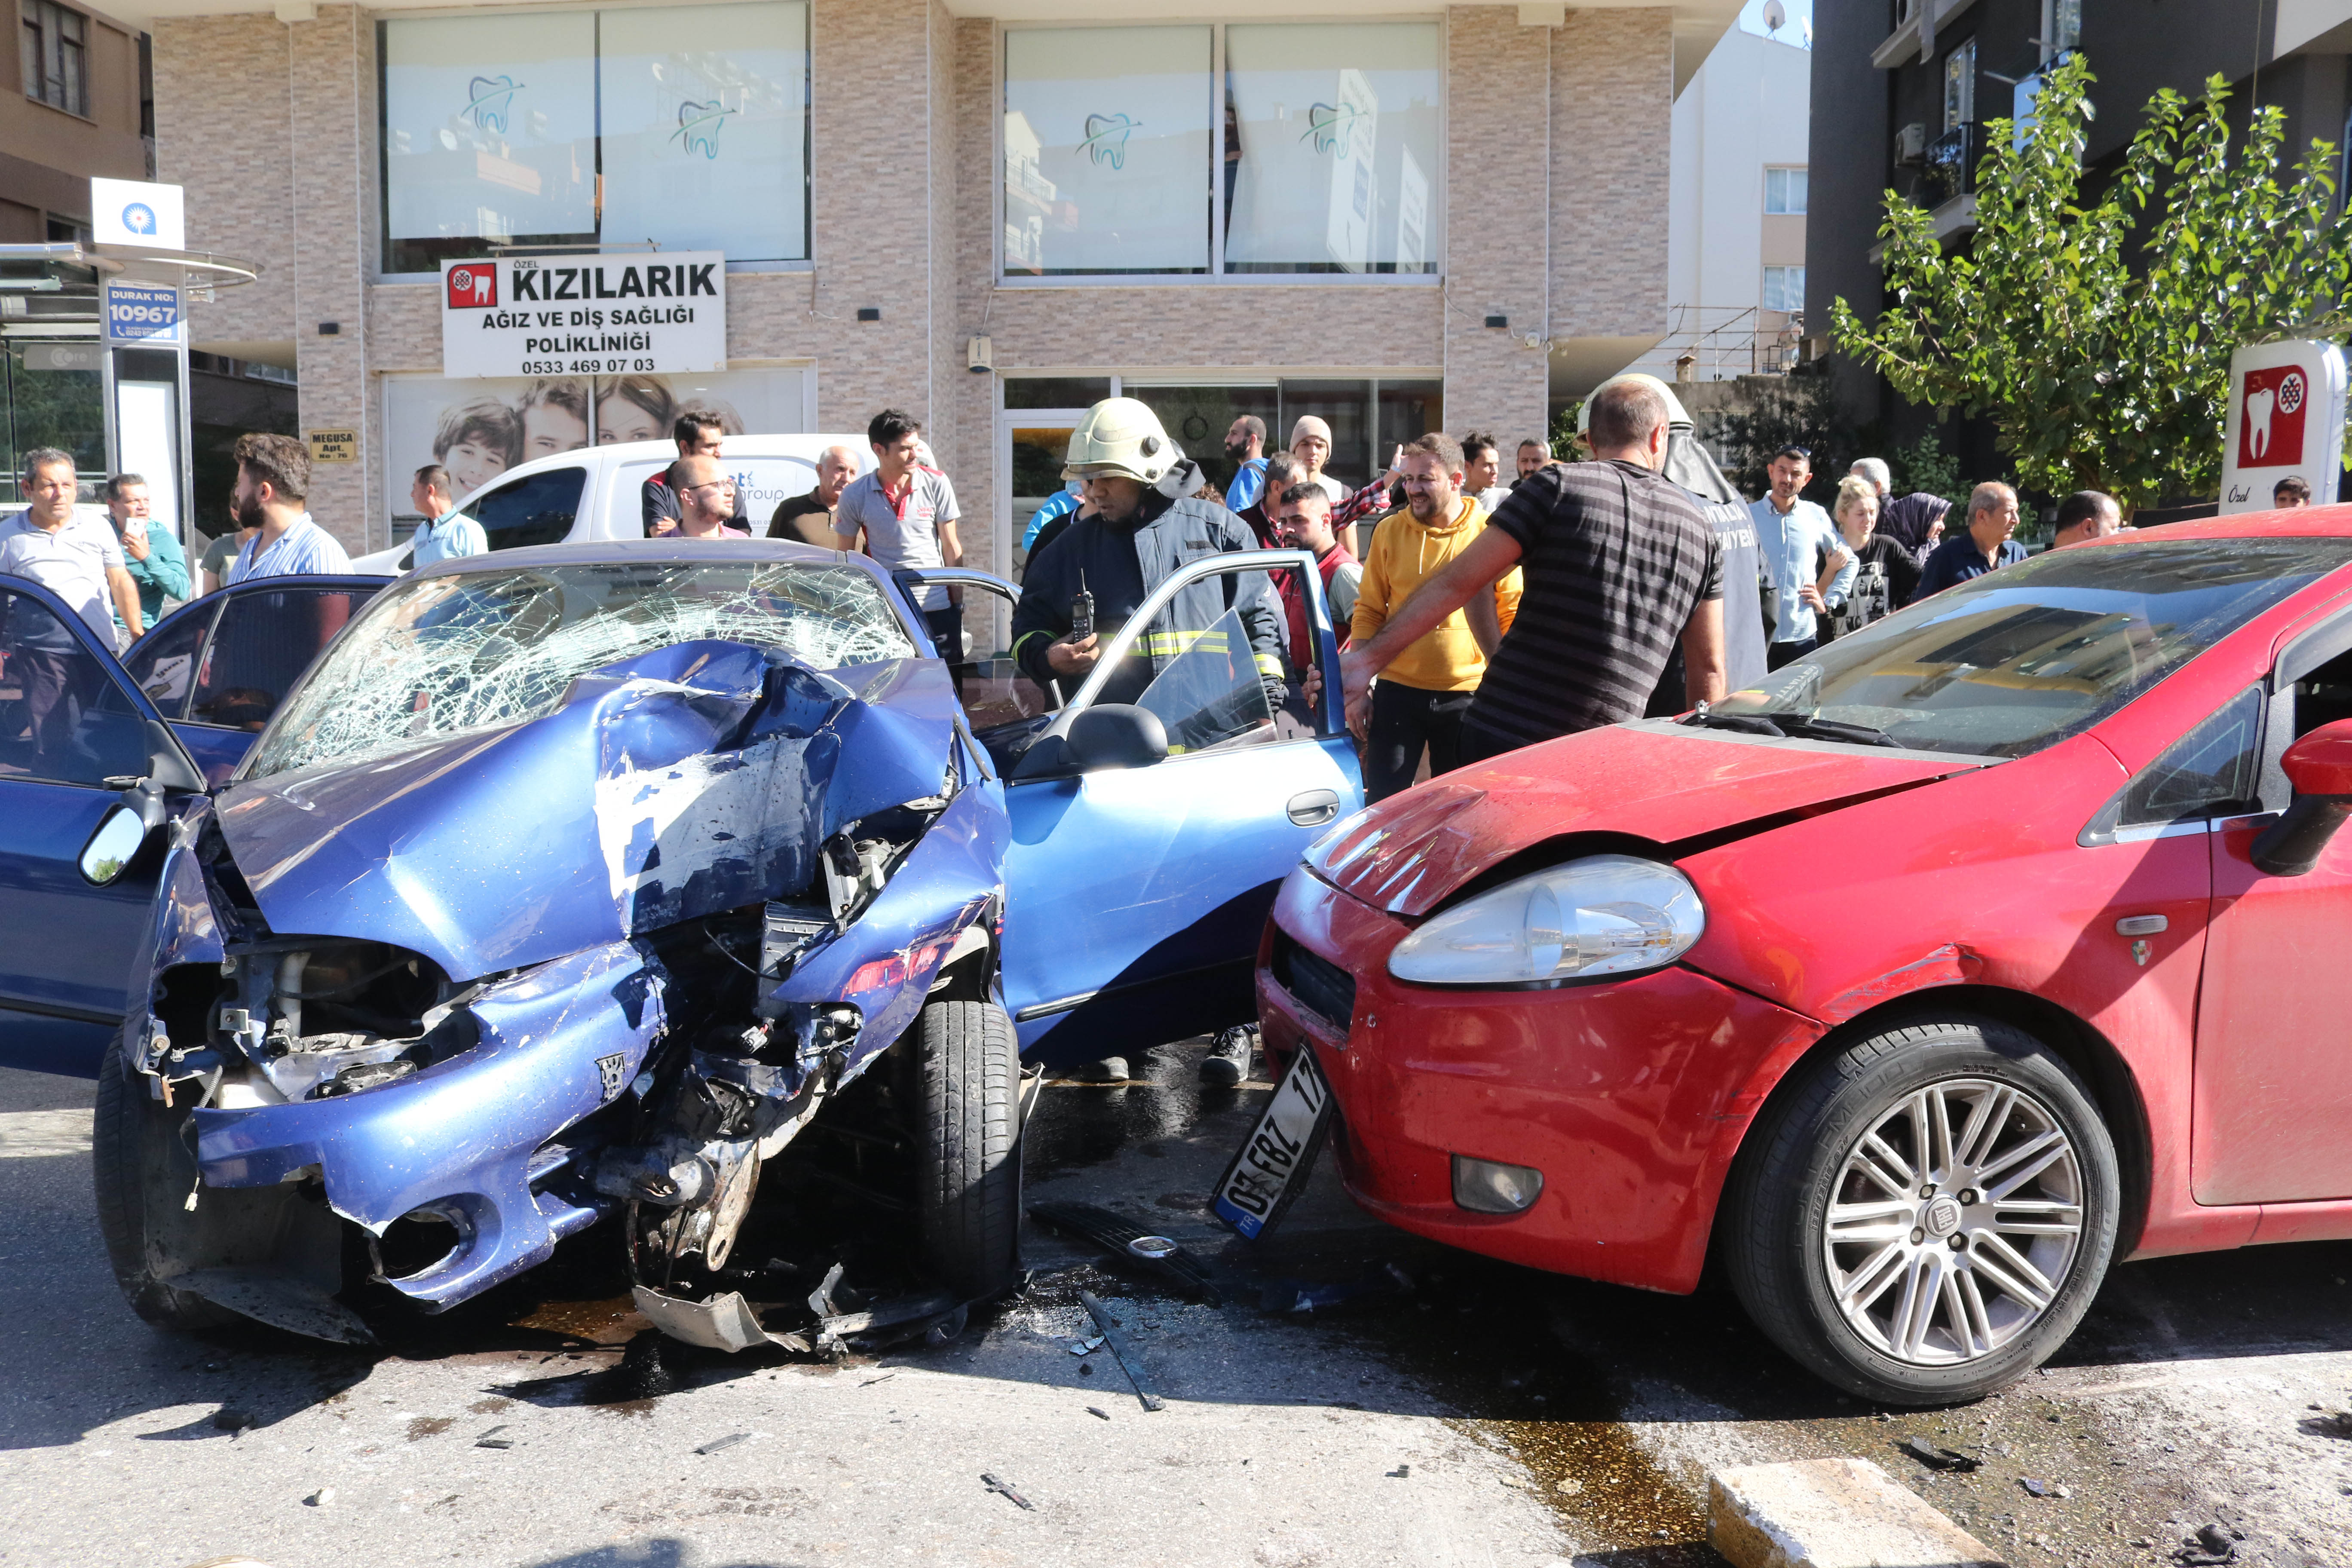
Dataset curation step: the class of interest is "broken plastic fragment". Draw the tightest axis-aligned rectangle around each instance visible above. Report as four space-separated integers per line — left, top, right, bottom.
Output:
1079 1289 1166 1413
981 1473 1035 1511
633 1285 795 1354
1899 1436 1981 1473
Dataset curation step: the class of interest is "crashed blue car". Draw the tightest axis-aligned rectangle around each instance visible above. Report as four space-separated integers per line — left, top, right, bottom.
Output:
6 538 1359 1345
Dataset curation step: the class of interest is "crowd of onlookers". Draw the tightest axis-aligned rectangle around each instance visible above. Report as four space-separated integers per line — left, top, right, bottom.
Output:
0 377 2330 798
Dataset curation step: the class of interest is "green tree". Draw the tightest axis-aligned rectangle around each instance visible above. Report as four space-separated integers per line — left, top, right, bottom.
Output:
1831 55 2352 512
1696 372 1856 501
1887 428 1963 503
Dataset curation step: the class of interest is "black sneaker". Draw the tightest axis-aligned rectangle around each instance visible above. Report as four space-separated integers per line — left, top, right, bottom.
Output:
1200 1026 1255 1086
1066 1056 1130 1084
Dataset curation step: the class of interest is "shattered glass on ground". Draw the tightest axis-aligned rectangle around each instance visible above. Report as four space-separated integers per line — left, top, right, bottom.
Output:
248 562 919 779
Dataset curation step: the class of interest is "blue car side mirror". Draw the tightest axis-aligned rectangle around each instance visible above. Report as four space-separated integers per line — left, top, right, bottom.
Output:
1066 704 1169 772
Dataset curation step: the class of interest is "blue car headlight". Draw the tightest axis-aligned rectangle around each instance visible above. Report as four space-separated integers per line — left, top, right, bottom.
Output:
1386 854 1705 987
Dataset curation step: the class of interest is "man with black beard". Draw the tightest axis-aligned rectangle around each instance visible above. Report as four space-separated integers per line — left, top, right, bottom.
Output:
1222 414 1269 513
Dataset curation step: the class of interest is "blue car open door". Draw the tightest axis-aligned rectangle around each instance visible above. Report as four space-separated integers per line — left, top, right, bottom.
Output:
0 576 203 1075
969 550 1363 1069
122 576 384 785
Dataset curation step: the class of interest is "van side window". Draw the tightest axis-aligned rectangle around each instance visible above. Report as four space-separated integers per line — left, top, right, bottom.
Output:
471 467 586 551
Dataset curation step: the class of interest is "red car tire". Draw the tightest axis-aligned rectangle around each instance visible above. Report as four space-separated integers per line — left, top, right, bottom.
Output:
1723 1015 2120 1406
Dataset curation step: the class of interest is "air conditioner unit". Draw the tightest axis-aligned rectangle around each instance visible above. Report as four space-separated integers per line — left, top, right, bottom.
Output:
1895 122 1928 165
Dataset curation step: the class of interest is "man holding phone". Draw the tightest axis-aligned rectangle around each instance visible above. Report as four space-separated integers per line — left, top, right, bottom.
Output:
104 472 188 634
1348 433 1520 801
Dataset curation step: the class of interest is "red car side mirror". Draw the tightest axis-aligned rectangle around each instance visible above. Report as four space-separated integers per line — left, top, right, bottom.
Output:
2253 718 2352 876
2282 719 2352 797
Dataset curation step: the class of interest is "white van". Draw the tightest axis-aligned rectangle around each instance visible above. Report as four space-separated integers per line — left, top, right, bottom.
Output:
352 434 872 575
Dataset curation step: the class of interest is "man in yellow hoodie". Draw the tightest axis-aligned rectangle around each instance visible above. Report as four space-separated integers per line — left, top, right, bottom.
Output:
1350 432 1523 800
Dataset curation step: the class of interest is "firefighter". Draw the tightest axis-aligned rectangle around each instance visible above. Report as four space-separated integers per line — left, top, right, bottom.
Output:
1010 397 1284 1087
1011 397 1284 717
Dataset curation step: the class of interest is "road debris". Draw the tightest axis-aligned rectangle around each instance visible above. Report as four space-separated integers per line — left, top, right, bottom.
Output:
1260 1261 1415 1315
1085 1406 1110 1421
2301 1409 2352 1438
981 1473 1035 1511
474 1426 516 1450
1387 1464 1411 1478
1067 1335 1105 1356
1079 1289 1166 1412
1029 1202 1225 1303
2176 1522 2241 1565
694 1433 754 1455
302 1488 334 1508
1897 1436 1979 1473
2018 1476 2070 1498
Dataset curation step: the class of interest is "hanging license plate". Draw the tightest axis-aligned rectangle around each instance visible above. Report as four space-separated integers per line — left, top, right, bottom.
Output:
1213 1043 1335 1240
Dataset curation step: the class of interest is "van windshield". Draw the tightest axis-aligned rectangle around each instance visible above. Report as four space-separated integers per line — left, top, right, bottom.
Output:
1712 537 2352 758
246 559 918 779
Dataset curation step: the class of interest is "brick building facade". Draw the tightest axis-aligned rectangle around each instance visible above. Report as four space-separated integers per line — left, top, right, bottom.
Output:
133 0 1733 582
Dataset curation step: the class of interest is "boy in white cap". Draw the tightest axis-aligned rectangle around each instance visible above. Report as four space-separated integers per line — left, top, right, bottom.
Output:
1289 415 1347 506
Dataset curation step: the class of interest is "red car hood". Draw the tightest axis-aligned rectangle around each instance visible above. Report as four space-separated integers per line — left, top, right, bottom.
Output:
1313 720 1985 916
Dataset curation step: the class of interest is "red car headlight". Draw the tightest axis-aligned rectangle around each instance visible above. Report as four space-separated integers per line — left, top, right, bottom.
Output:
1386 854 1705 988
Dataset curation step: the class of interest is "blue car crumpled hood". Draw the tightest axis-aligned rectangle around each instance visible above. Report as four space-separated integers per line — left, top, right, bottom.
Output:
213 640 965 980
174 640 994 1320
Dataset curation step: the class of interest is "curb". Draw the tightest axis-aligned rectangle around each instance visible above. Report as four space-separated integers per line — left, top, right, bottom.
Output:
1708 1456 2008 1568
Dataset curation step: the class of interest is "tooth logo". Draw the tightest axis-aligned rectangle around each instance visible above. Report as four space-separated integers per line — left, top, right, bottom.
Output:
466 75 521 134
1079 113 1138 170
672 100 731 159
2239 366 2310 469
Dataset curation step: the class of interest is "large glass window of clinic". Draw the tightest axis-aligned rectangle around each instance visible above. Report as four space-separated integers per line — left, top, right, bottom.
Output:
1001 22 1440 279
379 3 810 275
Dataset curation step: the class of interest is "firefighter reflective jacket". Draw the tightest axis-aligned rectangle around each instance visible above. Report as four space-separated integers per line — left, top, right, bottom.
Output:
1011 456 1286 707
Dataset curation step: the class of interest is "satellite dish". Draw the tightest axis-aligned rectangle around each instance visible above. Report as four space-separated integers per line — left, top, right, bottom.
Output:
1762 0 1786 31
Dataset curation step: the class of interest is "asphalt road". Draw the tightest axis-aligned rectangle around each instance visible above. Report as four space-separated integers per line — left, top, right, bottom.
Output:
3 1044 2349 1568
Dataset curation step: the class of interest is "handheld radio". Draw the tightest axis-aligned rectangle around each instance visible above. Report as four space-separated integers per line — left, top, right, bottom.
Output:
1071 571 1095 640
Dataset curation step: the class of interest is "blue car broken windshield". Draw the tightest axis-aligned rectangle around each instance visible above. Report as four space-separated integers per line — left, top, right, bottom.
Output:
245 560 920 779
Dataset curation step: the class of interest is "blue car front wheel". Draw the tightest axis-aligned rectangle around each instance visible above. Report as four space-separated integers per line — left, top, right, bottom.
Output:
914 999 1022 1299
92 1028 242 1334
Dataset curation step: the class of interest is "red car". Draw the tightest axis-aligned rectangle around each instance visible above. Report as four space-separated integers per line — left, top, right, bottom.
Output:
1255 512 2352 1404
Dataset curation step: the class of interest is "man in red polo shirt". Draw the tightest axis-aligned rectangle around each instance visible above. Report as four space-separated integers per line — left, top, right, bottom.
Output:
836 408 964 656
1267 480 1360 678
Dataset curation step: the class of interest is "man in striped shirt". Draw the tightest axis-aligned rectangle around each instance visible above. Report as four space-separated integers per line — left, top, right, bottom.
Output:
1340 379 1726 763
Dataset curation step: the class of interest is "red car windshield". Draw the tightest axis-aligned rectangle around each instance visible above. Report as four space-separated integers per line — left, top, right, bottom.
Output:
1717 536 2352 758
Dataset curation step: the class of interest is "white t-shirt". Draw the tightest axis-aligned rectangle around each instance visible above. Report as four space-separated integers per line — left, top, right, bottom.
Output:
0 510 125 647
838 468 960 610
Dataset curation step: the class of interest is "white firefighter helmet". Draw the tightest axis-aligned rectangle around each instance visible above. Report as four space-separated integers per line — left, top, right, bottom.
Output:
1577 372 1692 436
1063 397 1179 485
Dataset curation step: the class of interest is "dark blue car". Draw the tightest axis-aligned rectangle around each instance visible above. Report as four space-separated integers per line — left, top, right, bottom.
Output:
6 539 1359 1347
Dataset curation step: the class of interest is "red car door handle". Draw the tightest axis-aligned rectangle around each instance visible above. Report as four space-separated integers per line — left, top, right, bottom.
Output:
2115 915 2168 936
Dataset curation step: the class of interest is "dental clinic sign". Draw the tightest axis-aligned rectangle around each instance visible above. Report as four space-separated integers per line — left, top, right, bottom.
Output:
440 252 726 379
2220 339 2349 513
